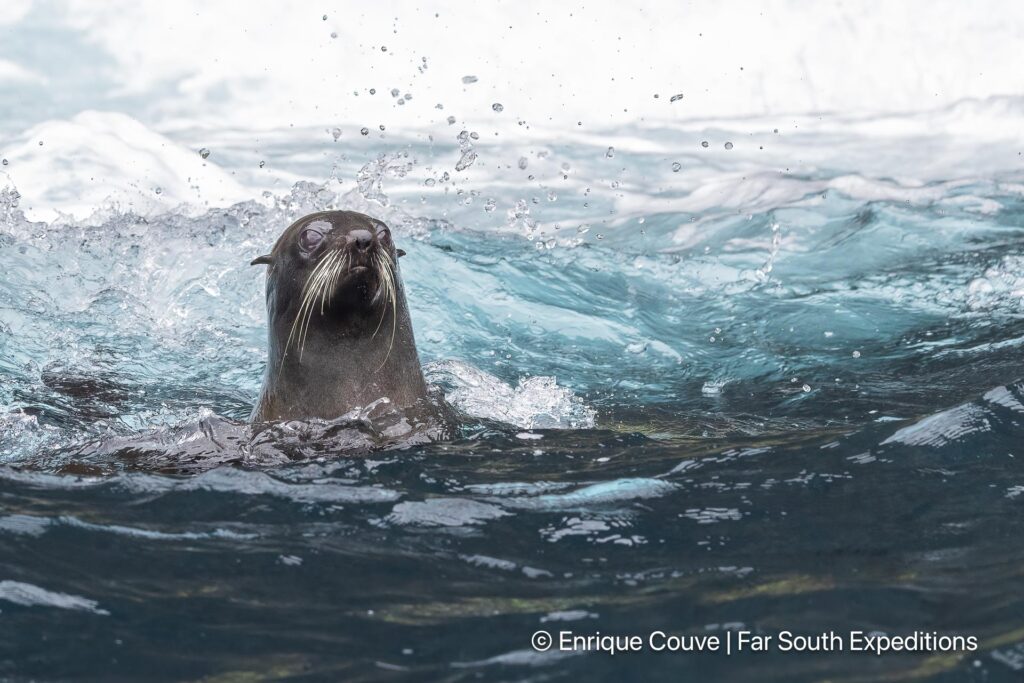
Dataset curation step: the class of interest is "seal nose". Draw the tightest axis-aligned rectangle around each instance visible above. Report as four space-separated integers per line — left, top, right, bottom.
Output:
349 229 374 251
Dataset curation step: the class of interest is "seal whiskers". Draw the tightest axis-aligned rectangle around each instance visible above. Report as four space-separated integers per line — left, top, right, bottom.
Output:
300 251 348 358
371 251 393 336
285 250 340 361
373 250 399 372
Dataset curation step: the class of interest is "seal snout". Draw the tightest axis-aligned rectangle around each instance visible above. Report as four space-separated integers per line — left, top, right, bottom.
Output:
348 229 375 252
339 228 380 273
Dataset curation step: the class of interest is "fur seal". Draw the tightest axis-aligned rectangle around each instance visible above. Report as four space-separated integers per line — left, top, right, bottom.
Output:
250 210 429 422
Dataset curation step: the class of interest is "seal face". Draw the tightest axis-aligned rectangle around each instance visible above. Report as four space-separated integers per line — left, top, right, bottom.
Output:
250 210 428 422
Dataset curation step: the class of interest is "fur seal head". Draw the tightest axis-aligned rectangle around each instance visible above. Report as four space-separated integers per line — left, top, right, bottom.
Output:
250 210 427 422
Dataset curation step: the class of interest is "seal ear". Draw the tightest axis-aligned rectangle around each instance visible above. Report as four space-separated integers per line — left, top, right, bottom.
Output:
250 254 273 266
396 249 406 258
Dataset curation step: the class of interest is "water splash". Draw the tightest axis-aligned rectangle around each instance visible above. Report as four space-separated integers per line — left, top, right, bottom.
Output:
506 198 538 240
966 255 1024 312
425 360 596 430
754 222 782 282
356 153 413 206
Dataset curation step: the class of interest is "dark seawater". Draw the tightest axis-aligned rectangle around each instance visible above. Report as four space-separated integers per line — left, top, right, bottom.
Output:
2 124 1024 681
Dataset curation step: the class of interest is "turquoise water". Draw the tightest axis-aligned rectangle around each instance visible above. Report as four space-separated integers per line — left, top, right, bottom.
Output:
2 117 1024 680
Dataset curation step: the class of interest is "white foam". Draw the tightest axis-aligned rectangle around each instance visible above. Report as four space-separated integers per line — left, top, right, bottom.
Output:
1 111 249 222
881 403 991 448
0 580 109 615
386 498 510 527
120 467 403 505
425 360 596 429
0 59 42 84
0 514 50 536
499 478 677 510
58 515 256 541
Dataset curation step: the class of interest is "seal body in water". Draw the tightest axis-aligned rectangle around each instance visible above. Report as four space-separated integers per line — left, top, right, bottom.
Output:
250 210 429 422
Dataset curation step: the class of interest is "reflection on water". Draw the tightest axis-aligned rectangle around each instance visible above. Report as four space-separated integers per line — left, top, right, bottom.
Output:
2 106 1024 680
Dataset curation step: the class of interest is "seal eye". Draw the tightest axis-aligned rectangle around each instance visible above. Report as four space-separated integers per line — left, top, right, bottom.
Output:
374 223 391 242
299 229 324 252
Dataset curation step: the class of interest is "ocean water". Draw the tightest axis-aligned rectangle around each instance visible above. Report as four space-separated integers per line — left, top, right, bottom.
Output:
1 102 1024 681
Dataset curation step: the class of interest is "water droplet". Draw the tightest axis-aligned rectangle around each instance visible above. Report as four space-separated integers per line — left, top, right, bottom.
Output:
37 140 43 146
404 94 412 101
322 14 327 20
381 46 387 52
802 384 811 393
379 124 385 131
1 159 7 166
852 350 861 358
455 129 478 171
446 115 456 125
484 198 496 212
424 178 436 187
369 88 376 95
605 146 615 158
360 127 369 136
198 147 210 159
638 217 645 224
331 127 341 141
670 93 684 102
724 142 734 150
154 187 163 195
492 103 504 112
390 88 400 98
461 75 478 84
700 141 709 148
547 191 557 202
671 162 681 172
259 160 265 168
518 157 528 170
